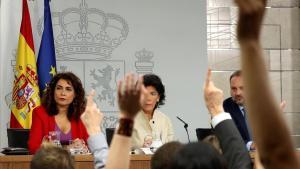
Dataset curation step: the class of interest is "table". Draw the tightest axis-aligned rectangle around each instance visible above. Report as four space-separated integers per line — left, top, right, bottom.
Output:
0 154 151 169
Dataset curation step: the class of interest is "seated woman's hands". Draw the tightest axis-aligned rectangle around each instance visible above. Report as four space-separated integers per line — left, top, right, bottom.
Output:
41 131 61 147
143 135 153 148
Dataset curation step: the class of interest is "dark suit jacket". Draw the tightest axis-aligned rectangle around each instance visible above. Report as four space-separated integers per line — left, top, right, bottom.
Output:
215 119 252 169
223 97 251 143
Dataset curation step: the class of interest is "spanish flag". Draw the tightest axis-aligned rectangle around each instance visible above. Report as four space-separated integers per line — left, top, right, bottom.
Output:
10 0 41 129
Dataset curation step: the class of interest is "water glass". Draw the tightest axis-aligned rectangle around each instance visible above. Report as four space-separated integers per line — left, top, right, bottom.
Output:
49 131 61 146
68 139 89 155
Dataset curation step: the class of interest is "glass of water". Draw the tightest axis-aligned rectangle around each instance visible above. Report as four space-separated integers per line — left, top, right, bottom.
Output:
46 131 61 147
68 139 89 155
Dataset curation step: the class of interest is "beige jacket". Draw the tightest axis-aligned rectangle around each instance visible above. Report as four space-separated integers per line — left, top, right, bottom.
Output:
131 110 174 148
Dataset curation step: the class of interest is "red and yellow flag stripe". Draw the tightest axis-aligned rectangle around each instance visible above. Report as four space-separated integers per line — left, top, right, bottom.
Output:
10 0 40 129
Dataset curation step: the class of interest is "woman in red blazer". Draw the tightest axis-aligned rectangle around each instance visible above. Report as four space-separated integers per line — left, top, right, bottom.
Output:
28 72 88 154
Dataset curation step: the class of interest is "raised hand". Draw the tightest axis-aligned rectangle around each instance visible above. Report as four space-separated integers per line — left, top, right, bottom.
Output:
235 0 267 41
80 90 103 136
118 73 145 119
203 69 224 117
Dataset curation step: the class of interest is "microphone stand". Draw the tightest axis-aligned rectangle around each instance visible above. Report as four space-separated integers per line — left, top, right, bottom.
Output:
177 116 191 143
184 123 190 143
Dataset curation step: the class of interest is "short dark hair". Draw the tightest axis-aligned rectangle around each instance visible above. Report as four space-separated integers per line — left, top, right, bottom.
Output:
229 70 242 82
151 141 183 169
170 142 228 169
42 72 86 121
30 144 74 169
143 74 166 108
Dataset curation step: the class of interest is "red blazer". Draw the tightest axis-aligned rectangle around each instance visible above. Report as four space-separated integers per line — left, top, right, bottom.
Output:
28 106 89 154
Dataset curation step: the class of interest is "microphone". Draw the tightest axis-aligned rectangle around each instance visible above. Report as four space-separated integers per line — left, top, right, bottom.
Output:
176 116 188 128
176 116 190 143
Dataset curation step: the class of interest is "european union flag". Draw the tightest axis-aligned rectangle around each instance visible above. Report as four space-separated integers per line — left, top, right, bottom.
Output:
37 0 57 95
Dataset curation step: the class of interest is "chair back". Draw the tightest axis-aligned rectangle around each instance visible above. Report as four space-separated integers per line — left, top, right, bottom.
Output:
7 128 30 148
196 128 214 141
105 128 115 146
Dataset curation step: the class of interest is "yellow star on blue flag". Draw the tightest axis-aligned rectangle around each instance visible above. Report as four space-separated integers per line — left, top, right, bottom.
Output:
49 66 56 77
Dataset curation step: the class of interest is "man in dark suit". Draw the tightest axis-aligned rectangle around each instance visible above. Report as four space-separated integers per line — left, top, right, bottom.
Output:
205 69 252 169
223 70 254 150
